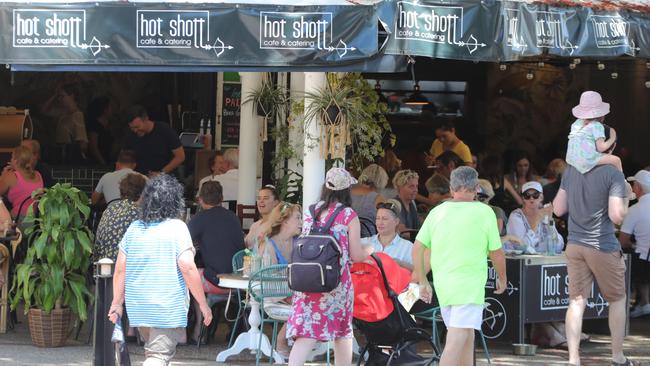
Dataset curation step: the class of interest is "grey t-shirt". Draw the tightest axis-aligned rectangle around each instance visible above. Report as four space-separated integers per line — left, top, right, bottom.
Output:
95 168 136 203
561 165 626 252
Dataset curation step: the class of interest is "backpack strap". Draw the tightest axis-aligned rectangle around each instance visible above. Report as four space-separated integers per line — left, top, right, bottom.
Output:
309 204 319 229
320 204 346 233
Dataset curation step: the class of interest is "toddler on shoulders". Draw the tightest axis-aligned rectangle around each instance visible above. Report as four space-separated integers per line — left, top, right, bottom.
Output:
566 91 622 174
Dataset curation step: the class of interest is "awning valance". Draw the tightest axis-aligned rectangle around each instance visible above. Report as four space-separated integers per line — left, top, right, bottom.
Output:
0 1 381 68
381 0 650 61
0 0 648 72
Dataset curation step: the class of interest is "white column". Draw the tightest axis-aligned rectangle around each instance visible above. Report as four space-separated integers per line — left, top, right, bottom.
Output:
238 72 263 206
302 72 327 209
288 72 305 175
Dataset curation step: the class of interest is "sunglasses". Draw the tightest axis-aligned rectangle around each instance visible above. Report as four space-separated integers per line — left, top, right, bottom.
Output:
280 202 294 214
522 192 541 200
376 201 398 214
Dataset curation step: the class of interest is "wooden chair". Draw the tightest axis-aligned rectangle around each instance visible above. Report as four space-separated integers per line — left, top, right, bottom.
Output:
237 204 258 233
0 243 9 333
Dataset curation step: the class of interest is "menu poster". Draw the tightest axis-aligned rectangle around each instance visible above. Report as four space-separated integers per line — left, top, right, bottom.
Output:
221 83 241 146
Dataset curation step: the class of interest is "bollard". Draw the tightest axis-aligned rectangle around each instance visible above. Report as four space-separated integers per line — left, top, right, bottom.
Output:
93 258 115 366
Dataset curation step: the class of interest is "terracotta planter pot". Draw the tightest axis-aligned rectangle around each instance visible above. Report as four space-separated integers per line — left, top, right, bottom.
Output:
28 308 72 347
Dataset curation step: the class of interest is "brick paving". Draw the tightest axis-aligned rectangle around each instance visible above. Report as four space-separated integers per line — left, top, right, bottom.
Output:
0 312 648 365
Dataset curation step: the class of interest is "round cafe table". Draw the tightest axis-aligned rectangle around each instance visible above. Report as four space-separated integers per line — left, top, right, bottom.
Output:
215 273 283 364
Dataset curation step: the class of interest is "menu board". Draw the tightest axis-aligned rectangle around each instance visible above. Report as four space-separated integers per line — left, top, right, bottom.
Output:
221 83 241 146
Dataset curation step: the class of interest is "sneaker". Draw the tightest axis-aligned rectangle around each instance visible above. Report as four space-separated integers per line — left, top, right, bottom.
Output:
630 303 650 318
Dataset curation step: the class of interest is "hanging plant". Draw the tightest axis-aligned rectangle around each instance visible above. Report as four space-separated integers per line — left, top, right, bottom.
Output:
303 73 393 170
244 76 288 118
304 83 364 160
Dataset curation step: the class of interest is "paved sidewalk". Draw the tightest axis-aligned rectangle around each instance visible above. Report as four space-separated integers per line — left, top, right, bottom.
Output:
1 314 649 365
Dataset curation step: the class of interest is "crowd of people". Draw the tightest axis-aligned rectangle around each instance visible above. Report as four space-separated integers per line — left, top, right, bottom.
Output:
1 88 648 366
99 90 650 365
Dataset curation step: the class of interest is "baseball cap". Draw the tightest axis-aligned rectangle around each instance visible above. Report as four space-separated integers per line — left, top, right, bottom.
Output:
627 170 650 191
521 181 543 194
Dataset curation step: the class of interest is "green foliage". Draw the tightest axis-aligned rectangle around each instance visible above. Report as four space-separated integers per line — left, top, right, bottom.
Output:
336 73 394 171
11 183 94 321
270 121 303 204
244 76 289 119
303 73 393 171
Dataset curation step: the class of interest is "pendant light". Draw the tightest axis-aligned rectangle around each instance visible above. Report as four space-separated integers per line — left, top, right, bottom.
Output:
404 60 429 105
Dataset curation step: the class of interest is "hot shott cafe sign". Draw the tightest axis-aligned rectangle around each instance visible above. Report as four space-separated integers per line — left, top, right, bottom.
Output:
384 0 650 61
0 0 648 66
0 3 377 66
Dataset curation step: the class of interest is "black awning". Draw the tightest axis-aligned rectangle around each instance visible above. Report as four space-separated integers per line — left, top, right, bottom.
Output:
1 1 388 70
1 0 648 72
381 0 650 61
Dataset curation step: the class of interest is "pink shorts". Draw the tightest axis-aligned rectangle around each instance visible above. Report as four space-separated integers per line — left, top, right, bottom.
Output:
198 269 230 295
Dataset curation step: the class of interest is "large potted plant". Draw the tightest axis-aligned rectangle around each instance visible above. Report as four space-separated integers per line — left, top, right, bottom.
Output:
11 183 94 347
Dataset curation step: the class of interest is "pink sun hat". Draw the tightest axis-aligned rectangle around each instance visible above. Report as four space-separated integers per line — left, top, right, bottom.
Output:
572 91 610 120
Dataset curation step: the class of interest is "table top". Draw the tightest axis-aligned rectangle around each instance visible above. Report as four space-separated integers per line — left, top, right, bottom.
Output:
218 272 249 290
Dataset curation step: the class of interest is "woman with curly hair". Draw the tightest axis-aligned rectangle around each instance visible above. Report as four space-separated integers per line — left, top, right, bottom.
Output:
108 174 212 365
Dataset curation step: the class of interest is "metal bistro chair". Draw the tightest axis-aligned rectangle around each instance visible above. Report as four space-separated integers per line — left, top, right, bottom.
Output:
248 264 292 366
227 249 249 347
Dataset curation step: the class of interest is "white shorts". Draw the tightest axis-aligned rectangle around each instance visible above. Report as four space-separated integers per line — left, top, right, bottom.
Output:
440 304 484 330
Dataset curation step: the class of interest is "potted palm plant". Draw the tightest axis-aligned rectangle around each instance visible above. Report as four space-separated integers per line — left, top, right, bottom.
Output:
11 183 94 347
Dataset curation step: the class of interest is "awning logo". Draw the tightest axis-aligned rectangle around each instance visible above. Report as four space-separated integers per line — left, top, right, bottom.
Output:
12 9 109 56
589 15 630 49
394 1 485 55
259 12 356 58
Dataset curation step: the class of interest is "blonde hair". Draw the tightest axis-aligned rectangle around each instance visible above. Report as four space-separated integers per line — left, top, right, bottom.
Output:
264 201 302 238
392 169 419 189
358 164 389 190
544 159 567 179
378 150 402 175
13 146 35 179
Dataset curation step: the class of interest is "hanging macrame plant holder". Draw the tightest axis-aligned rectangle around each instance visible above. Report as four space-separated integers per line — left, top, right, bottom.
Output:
319 99 351 159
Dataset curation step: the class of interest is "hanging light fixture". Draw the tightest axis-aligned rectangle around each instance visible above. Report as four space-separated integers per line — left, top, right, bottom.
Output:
499 64 507 71
526 70 534 80
569 63 577 70
597 61 605 70
404 60 429 105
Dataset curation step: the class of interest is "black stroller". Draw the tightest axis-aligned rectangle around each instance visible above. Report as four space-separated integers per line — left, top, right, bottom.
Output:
352 253 439 365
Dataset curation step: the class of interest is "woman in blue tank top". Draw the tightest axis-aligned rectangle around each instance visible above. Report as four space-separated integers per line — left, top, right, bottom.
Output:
257 201 302 357
259 201 302 265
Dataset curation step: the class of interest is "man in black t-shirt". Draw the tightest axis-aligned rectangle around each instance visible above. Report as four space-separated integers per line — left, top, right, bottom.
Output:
124 105 185 175
189 181 245 284
187 181 245 344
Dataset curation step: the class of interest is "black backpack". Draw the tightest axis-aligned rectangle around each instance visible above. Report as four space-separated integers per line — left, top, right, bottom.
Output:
288 204 345 293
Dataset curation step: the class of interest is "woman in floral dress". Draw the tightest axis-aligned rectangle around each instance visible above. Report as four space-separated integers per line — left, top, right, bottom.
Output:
287 167 372 366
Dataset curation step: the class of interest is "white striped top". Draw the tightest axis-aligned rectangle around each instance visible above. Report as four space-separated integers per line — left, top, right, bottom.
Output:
119 219 194 328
